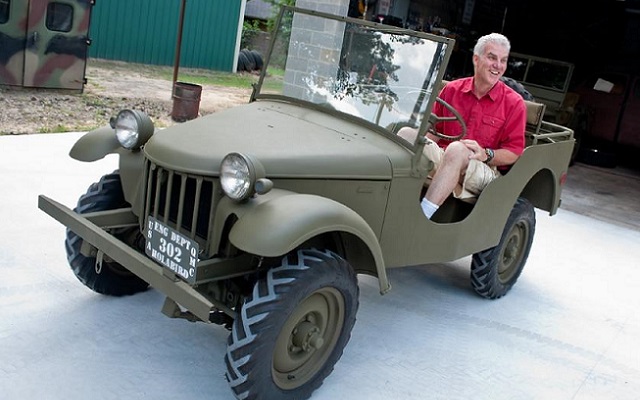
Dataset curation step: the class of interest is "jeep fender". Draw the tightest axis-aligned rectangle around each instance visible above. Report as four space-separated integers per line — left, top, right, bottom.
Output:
69 125 120 162
68 126 145 207
225 190 390 294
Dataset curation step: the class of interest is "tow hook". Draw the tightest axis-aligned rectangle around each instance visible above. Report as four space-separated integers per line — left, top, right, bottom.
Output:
95 250 104 274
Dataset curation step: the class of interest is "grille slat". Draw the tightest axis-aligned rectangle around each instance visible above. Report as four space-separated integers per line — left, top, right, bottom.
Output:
143 160 218 257
141 159 151 230
176 175 187 233
153 167 163 222
191 177 203 238
143 162 153 228
207 187 217 240
163 171 174 222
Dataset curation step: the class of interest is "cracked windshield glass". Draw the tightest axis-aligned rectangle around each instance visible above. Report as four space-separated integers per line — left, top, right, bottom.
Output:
258 8 449 133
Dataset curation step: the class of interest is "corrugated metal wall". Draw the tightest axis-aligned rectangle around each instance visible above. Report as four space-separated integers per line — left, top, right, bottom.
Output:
88 0 244 71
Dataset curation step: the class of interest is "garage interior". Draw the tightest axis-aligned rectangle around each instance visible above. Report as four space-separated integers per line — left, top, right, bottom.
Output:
346 0 640 83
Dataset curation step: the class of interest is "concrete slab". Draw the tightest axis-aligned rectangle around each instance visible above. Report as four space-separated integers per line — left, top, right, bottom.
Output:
1 133 639 400
561 162 640 231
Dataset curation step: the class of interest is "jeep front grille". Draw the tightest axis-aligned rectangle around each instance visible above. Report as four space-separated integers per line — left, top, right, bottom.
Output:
143 159 219 256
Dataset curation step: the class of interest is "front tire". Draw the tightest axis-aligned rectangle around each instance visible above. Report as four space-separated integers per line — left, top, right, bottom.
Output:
471 198 535 299
65 172 149 296
225 249 359 400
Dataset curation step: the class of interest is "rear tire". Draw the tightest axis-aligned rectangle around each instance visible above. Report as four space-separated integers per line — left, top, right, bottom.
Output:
225 249 359 400
241 49 256 71
471 198 535 299
250 50 263 70
65 172 149 296
237 51 249 72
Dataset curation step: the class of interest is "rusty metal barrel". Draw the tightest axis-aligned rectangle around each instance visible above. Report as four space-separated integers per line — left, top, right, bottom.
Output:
171 82 202 122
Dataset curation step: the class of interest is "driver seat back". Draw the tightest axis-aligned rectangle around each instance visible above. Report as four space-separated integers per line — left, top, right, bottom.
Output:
524 100 546 136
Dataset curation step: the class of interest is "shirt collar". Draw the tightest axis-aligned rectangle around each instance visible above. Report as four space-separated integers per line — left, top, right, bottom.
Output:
487 80 503 101
466 77 502 101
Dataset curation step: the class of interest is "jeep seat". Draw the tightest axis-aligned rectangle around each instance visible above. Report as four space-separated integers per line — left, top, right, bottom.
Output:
524 100 546 136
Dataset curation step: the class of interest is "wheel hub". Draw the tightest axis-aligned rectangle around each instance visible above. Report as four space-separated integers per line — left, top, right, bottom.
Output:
272 287 345 390
499 223 527 280
292 320 324 353
502 234 520 267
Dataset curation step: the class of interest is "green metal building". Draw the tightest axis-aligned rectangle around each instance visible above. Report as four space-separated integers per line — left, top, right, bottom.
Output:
88 0 246 71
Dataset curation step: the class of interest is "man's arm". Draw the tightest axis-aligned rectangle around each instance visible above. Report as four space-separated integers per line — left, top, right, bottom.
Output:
489 148 520 166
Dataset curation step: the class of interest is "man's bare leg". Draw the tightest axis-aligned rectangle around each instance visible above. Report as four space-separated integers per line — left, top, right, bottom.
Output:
423 141 471 217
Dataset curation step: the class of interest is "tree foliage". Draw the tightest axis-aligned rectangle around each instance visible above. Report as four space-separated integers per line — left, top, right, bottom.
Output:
241 19 262 49
261 0 296 32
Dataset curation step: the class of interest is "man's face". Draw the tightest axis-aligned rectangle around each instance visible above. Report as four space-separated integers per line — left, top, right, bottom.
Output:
473 42 509 87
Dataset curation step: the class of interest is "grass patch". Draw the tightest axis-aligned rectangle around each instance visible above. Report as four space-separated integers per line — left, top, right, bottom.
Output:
88 58 259 90
38 125 75 134
161 70 259 90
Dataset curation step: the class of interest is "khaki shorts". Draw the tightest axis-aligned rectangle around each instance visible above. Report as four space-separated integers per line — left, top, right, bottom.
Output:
422 139 500 200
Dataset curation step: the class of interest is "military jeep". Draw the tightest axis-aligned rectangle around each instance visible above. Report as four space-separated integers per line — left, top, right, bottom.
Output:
38 6 575 400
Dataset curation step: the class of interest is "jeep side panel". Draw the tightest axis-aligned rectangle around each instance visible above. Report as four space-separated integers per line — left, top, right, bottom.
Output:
379 138 574 268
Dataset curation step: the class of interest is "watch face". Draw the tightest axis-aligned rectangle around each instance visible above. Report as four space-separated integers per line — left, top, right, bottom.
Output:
484 148 494 163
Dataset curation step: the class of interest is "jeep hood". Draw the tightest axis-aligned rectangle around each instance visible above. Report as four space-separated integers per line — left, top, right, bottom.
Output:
144 100 408 179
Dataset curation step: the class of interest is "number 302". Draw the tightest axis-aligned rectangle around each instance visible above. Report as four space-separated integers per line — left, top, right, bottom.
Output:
158 238 182 263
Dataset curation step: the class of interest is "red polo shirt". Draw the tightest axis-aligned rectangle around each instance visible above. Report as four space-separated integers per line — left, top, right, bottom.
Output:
433 77 526 155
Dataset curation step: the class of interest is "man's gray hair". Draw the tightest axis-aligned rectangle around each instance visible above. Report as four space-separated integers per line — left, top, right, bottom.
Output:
473 33 511 56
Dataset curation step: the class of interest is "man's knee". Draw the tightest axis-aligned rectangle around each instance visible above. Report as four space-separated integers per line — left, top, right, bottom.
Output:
397 127 418 143
397 129 442 170
442 141 471 166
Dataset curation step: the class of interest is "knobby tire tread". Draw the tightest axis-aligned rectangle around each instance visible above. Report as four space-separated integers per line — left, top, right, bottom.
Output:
65 172 148 296
224 249 358 400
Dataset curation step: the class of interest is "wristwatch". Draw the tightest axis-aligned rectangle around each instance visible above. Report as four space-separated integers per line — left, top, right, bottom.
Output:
484 148 494 164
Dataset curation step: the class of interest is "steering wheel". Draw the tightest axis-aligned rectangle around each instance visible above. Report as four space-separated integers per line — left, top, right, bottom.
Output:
427 97 467 141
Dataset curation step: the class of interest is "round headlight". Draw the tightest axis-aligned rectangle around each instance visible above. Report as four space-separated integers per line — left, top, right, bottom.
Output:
220 153 254 201
113 109 154 150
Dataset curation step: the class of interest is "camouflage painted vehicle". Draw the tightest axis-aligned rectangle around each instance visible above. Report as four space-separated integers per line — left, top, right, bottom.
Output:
38 6 575 400
0 0 92 90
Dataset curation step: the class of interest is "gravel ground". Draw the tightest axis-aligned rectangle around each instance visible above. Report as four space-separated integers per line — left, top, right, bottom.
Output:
0 59 252 135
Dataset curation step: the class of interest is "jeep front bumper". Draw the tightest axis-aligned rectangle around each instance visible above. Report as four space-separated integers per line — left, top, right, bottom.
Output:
38 194 241 323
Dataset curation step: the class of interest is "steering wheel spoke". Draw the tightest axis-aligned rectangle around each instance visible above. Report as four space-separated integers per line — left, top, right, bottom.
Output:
428 97 467 141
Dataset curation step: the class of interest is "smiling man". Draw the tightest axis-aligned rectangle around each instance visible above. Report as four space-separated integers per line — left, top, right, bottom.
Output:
399 33 527 219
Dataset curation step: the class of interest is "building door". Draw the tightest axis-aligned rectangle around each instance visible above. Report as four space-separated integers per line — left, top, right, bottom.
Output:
0 0 93 90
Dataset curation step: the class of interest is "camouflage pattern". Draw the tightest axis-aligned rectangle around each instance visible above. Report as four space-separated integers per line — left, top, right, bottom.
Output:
0 0 93 90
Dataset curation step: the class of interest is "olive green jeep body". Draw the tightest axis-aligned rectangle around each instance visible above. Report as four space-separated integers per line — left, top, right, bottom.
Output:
38 7 574 400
